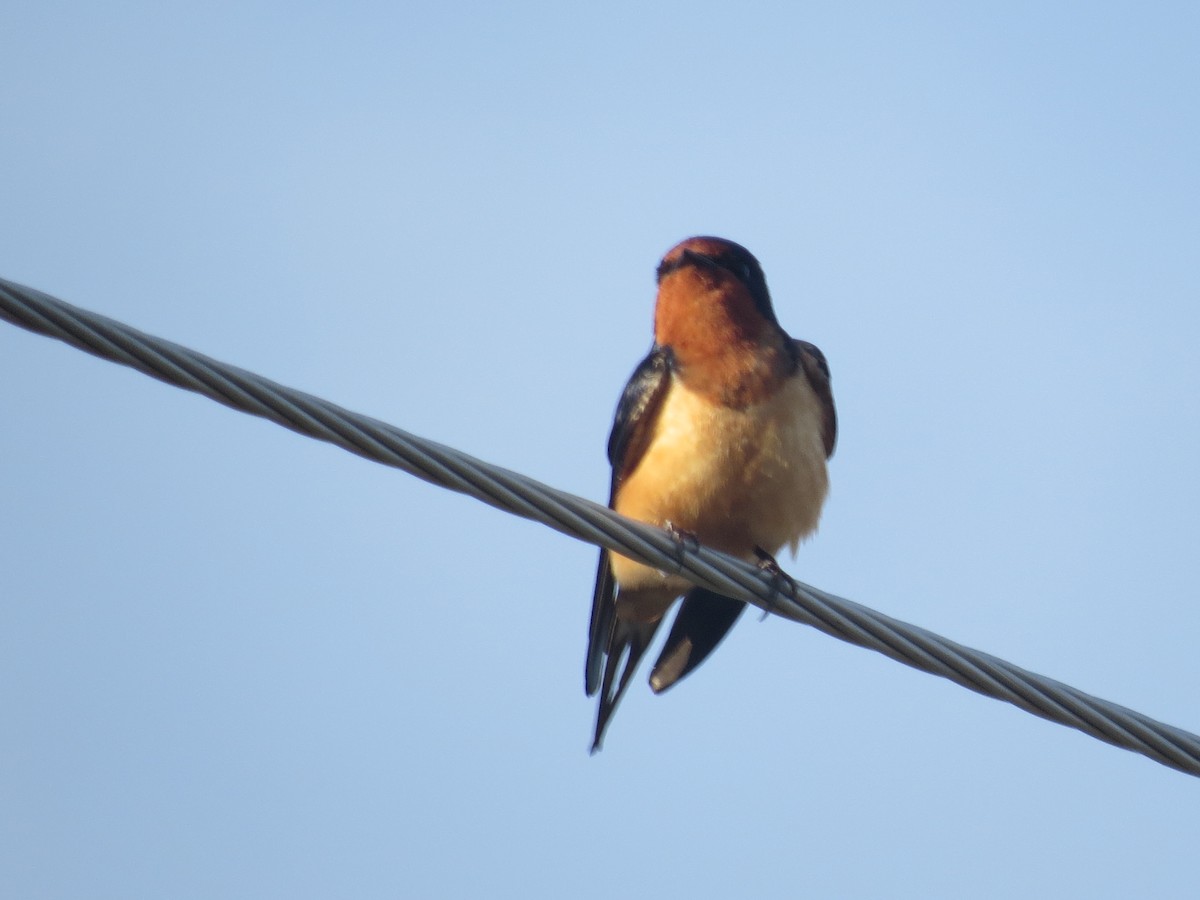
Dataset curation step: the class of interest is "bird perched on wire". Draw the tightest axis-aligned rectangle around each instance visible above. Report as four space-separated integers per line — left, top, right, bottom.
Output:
585 236 837 752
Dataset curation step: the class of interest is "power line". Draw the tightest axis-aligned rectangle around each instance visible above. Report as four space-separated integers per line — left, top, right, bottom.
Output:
3 274 1198 776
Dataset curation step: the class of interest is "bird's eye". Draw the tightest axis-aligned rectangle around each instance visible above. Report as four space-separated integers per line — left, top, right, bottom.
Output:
723 258 752 284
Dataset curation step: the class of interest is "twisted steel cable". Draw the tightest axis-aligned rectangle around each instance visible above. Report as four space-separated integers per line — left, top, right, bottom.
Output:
3 275 1198 776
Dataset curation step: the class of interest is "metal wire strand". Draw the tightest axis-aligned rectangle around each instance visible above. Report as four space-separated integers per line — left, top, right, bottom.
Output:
2 275 1198 777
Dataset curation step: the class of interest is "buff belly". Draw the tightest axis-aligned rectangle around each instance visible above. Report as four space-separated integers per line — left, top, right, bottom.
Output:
610 373 829 595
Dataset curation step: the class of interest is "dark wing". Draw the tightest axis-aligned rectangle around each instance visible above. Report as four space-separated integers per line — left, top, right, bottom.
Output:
648 588 745 694
584 346 673 698
606 344 675 478
794 339 837 458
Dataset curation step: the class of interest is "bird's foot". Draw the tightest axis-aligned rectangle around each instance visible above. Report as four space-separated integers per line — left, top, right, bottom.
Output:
663 521 700 573
754 546 798 620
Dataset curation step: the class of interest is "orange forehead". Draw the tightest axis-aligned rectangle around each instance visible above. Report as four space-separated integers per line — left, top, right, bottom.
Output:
654 265 761 341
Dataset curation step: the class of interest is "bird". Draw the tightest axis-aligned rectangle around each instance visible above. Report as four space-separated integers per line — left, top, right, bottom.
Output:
584 236 837 752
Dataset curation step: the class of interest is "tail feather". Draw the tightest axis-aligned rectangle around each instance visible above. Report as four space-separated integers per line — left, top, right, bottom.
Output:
584 550 616 697
590 616 661 753
586 554 745 750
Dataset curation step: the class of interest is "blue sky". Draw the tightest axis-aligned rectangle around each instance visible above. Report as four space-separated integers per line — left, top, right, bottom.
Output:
3 2 1198 897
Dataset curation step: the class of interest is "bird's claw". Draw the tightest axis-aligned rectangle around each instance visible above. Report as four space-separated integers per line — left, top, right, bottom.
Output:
663 521 700 572
754 546 797 620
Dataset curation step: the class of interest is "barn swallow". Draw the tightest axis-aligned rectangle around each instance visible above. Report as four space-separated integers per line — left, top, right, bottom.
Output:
585 236 837 752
